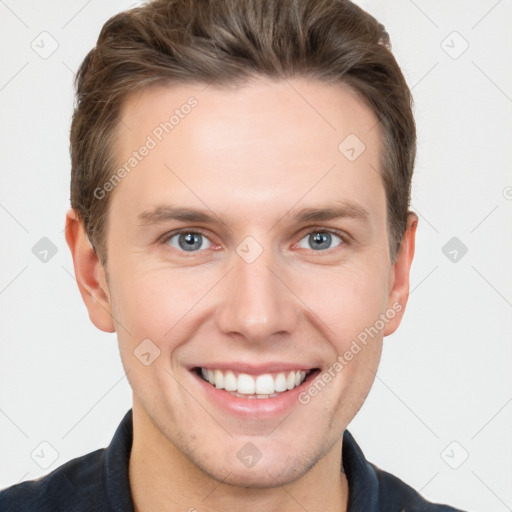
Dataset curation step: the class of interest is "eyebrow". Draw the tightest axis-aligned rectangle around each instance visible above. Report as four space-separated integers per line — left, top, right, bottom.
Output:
136 201 370 228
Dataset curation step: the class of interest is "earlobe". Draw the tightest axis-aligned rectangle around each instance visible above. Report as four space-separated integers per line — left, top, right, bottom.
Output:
383 211 418 336
64 208 116 333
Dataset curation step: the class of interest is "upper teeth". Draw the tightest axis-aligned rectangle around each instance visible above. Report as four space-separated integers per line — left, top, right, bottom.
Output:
200 368 307 395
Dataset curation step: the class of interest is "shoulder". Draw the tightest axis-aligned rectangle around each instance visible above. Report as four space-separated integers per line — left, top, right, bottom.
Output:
0 448 106 512
372 462 468 512
342 430 470 512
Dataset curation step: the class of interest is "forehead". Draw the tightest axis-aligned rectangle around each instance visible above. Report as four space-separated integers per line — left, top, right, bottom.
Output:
109 77 384 229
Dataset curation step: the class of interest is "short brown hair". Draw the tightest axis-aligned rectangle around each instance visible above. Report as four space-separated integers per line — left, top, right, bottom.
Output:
70 0 416 267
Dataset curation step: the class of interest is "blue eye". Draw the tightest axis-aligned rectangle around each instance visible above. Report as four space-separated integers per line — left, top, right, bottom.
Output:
161 228 346 254
165 231 213 252
297 230 344 251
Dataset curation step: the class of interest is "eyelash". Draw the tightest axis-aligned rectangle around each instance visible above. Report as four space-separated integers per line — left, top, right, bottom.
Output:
158 227 350 254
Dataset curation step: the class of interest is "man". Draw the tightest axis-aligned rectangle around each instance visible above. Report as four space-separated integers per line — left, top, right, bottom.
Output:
0 0 469 510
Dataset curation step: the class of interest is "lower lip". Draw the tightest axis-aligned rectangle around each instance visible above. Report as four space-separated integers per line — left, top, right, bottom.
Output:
190 369 320 418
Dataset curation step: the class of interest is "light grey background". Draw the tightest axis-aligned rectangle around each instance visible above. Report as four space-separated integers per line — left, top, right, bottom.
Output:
1 1 511 510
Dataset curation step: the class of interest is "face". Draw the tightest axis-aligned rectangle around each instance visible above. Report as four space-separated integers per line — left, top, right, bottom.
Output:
68 77 416 488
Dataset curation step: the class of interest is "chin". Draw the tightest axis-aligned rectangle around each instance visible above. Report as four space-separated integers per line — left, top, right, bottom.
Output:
198 458 312 489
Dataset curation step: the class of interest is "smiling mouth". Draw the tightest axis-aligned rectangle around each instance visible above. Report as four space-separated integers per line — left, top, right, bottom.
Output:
193 367 320 399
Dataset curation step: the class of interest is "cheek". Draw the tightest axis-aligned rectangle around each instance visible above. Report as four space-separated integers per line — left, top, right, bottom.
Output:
298 261 391 343
110 270 190 388
108 267 177 341
110 264 218 351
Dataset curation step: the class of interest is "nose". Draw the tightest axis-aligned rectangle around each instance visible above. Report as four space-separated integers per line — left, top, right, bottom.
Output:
215 246 299 345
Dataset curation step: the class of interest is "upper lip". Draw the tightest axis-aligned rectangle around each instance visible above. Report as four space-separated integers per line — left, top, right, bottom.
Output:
189 362 319 375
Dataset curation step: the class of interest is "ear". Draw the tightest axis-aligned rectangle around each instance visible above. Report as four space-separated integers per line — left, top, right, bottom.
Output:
64 208 115 333
383 211 418 336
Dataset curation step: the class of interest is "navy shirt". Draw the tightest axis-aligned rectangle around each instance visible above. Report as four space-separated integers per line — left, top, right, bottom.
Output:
0 409 468 511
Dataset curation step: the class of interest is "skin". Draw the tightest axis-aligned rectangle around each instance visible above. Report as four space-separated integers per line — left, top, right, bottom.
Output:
65 77 418 512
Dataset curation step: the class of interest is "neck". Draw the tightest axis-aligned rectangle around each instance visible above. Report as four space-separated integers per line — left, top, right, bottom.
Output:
129 402 349 512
